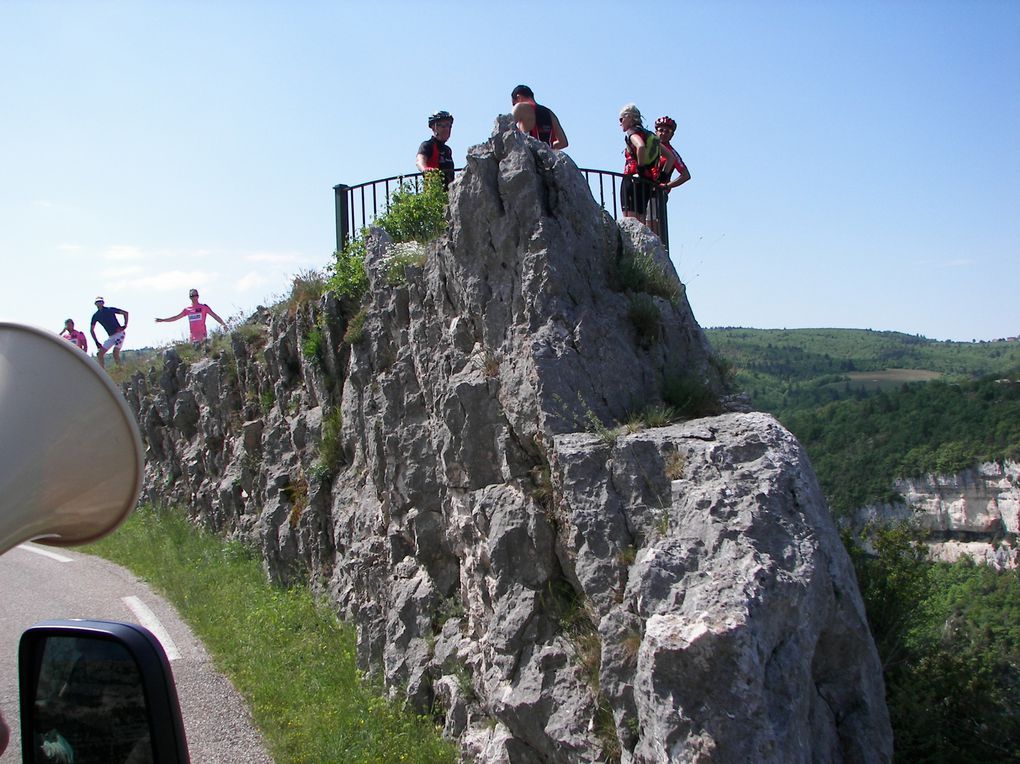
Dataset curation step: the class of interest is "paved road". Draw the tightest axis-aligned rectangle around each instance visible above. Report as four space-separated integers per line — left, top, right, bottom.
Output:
0 543 273 763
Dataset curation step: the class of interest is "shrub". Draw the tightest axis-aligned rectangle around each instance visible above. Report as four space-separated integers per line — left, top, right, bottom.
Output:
301 328 324 368
616 249 681 305
379 171 448 244
663 371 721 420
327 236 369 301
343 309 367 345
628 293 661 345
288 269 327 314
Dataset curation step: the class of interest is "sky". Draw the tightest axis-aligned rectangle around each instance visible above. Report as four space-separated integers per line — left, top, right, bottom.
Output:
2 0 1018 349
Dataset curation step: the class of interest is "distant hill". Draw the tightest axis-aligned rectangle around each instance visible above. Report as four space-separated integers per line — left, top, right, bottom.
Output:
706 328 1020 515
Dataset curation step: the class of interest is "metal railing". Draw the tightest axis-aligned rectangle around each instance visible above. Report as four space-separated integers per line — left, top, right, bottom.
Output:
334 167 669 253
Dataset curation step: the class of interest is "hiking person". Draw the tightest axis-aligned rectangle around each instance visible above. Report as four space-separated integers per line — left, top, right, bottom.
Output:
155 288 227 346
653 115 691 239
60 318 89 351
416 110 455 187
511 85 569 150
619 104 661 231
89 297 128 368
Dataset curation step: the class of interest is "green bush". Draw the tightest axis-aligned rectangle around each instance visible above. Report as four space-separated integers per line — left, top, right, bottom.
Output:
379 171 448 244
327 171 448 303
663 371 721 420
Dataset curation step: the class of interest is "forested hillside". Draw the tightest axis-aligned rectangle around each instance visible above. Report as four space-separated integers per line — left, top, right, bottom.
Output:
708 327 1020 761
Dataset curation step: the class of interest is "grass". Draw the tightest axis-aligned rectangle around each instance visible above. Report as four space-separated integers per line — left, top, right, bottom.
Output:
85 505 457 764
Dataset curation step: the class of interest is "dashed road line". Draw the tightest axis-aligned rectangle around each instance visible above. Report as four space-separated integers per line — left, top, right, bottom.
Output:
123 595 182 660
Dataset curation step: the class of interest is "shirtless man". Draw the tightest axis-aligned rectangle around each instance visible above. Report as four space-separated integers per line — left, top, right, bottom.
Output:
511 85 568 150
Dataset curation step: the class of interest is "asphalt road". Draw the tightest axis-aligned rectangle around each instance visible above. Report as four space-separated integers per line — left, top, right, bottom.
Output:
0 543 273 763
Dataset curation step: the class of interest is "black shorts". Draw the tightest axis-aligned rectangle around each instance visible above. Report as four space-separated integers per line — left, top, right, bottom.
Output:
621 175 656 214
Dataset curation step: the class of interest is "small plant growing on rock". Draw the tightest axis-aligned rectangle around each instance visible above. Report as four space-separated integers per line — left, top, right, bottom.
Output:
327 236 369 300
664 450 687 481
616 248 681 305
301 327 325 368
342 309 367 345
285 473 309 529
384 241 428 286
628 293 661 346
663 371 721 420
260 390 275 415
315 407 344 477
288 269 327 316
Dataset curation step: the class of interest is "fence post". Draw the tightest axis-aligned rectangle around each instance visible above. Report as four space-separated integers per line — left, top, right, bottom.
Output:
333 183 350 253
659 189 670 253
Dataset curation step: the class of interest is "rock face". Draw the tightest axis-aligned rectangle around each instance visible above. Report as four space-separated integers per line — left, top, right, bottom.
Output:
856 461 1020 568
126 117 892 762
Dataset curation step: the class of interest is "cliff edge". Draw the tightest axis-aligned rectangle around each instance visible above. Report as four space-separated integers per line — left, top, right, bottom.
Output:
127 117 892 763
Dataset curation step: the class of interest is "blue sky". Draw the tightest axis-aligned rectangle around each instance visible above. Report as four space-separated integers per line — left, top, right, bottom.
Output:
2 0 1018 348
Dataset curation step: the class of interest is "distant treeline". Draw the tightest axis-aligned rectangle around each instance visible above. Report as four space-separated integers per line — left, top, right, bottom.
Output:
707 328 1020 514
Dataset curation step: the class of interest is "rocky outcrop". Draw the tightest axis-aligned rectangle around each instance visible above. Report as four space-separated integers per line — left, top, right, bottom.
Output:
126 117 891 762
855 461 1020 568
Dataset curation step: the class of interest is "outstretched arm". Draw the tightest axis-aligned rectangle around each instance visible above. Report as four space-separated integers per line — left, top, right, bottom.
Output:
155 309 188 323
207 307 227 327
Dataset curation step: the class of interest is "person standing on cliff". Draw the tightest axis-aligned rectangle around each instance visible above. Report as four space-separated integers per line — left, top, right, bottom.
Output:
60 318 89 351
416 110 455 187
89 297 128 368
653 115 691 237
511 85 569 150
619 103 661 231
155 288 227 347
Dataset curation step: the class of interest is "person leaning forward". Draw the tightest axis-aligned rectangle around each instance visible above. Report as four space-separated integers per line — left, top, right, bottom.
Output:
89 296 128 369
510 85 568 150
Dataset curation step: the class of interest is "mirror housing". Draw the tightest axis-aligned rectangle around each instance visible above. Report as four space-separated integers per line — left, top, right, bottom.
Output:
19 620 189 763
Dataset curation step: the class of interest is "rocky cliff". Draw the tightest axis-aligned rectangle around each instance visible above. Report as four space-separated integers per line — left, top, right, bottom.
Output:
855 461 1020 569
125 117 892 763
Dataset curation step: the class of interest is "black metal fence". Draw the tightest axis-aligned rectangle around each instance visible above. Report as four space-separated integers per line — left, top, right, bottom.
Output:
334 167 669 253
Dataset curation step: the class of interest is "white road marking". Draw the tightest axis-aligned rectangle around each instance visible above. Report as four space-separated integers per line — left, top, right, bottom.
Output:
122 595 182 660
19 543 73 563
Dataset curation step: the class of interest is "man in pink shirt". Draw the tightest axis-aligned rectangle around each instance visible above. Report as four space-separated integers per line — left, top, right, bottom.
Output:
59 318 89 351
155 289 227 346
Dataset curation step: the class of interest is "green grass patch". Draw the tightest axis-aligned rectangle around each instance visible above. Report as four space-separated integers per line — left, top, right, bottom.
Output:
85 505 456 764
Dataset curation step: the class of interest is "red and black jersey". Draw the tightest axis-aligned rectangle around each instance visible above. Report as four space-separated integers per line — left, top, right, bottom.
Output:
417 137 454 185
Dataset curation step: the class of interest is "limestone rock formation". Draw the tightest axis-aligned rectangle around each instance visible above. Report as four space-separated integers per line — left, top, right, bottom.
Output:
127 116 892 762
855 460 1020 568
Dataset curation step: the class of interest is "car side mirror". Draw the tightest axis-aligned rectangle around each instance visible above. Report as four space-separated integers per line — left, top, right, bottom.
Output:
19 620 189 763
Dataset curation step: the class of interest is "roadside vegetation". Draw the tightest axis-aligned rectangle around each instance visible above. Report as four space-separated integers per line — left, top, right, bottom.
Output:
85 504 456 764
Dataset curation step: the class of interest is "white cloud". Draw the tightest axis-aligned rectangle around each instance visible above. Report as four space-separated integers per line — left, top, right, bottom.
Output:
57 243 82 253
236 271 270 292
108 270 218 291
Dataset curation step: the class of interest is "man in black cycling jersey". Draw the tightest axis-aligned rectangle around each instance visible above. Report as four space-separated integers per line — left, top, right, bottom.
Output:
416 110 455 187
511 85 568 150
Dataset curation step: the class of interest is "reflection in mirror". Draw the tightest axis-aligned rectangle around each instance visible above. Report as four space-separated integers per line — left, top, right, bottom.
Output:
28 635 154 764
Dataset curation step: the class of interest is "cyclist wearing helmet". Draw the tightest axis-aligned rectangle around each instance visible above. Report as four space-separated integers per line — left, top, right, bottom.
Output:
654 116 690 192
416 110 455 187
653 116 691 240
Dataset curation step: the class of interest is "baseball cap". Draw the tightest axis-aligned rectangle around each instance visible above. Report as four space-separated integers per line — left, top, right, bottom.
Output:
94 296 105 303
